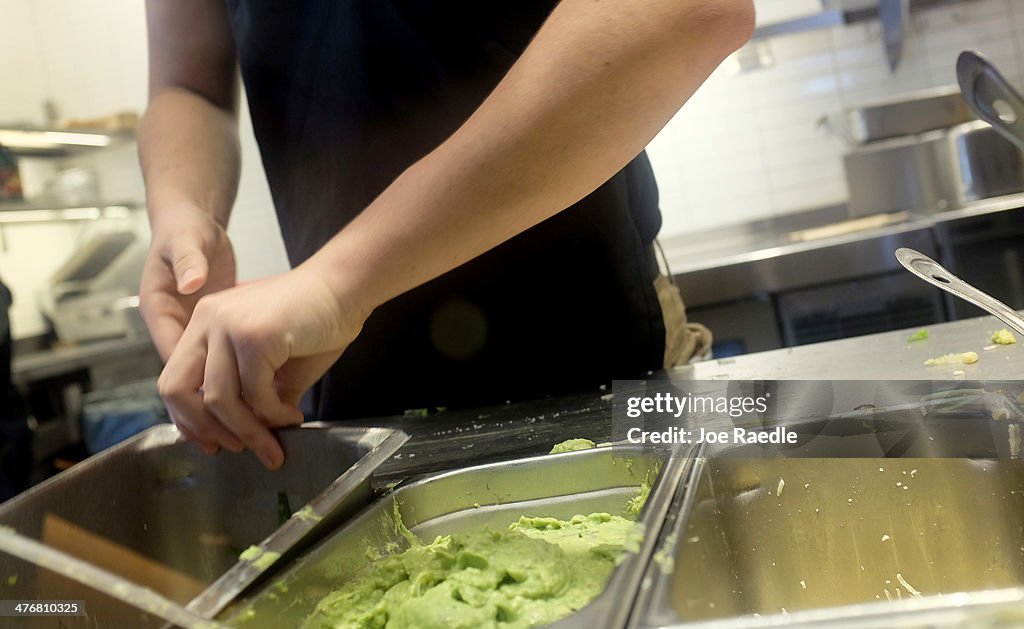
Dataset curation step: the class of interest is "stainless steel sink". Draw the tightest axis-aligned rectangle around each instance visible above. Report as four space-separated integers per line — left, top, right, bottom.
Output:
632 391 1024 628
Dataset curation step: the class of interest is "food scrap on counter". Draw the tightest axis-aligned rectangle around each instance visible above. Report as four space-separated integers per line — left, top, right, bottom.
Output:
549 438 596 454
924 352 979 366
992 329 1017 345
906 329 929 343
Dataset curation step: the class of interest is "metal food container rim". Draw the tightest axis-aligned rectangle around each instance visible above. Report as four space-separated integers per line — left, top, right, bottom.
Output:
220 441 694 629
0 423 182 519
185 425 409 619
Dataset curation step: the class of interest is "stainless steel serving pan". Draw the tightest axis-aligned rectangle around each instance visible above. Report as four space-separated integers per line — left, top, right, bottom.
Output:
845 86 974 145
0 424 407 627
219 444 692 629
630 390 1024 628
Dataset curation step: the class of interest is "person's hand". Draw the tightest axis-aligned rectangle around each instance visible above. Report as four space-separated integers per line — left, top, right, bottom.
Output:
140 204 237 361
140 204 239 454
156 264 368 469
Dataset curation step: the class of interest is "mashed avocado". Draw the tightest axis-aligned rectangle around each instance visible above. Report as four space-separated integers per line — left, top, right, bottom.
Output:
924 351 978 366
548 438 596 454
299 512 635 629
906 329 929 343
239 545 282 571
624 460 661 515
992 329 1017 345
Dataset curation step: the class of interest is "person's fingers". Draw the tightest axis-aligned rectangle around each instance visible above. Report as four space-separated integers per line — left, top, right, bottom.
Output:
235 343 304 427
141 291 188 361
175 390 245 453
172 418 219 455
168 239 210 295
204 330 285 469
158 323 244 453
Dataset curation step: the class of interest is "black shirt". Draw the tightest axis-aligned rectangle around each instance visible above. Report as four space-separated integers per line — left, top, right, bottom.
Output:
224 0 666 419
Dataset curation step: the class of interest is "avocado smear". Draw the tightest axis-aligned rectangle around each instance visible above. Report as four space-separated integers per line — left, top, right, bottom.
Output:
299 512 635 629
548 438 596 454
993 328 1017 345
239 545 282 571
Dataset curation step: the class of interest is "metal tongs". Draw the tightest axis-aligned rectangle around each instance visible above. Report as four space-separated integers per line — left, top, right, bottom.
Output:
895 248 1024 337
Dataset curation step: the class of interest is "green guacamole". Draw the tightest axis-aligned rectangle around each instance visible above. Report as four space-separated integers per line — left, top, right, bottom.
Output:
240 545 282 571
548 438 596 454
993 328 1017 345
299 512 635 629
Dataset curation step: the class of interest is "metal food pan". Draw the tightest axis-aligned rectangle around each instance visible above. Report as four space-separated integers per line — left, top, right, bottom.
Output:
845 86 974 145
219 444 692 628
0 526 221 629
630 390 1024 628
0 423 407 617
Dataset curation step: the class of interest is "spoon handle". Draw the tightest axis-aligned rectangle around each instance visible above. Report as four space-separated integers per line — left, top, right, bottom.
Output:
895 247 1024 337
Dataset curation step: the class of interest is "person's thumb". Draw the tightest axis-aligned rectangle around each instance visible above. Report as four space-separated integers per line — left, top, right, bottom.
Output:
169 240 210 295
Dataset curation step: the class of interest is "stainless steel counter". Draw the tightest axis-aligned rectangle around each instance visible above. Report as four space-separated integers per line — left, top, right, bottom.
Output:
685 312 1023 380
364 312 1024 487
11 336 155 387
11 336 161 457
662 192 1024 307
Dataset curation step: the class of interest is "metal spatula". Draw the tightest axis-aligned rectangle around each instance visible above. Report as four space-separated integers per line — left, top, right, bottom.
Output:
895 248 1024 336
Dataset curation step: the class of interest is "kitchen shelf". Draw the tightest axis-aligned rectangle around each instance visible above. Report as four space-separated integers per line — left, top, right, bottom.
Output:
0 126 134 157
0 200 140 224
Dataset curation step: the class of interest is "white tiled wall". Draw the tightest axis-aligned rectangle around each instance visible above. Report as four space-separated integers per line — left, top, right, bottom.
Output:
648 0 1024 236
0 0 288 339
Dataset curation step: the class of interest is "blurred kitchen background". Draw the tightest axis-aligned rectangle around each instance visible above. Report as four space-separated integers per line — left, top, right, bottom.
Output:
2 0 1024 479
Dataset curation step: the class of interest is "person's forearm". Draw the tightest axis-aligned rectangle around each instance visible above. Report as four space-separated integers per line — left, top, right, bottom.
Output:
307 0 754 315
138 89 241 231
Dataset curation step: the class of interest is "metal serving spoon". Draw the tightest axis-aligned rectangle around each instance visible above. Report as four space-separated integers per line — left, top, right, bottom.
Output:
895 248 1024 336
957 50 1024 151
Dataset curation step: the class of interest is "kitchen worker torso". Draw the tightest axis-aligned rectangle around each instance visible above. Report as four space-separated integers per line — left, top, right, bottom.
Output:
224 0 666 419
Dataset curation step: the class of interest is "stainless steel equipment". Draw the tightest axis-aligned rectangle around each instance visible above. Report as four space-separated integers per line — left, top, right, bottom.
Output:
842 70 1024 218
217 445 690 629
631 391 1024 628
47 229 148 342
0 424 407 627
842 87 973 146
844 120 1024 216
0 527 223 629
895 247 1024 336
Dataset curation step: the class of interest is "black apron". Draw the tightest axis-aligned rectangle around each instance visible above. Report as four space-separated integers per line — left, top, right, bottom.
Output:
224 0 666 419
